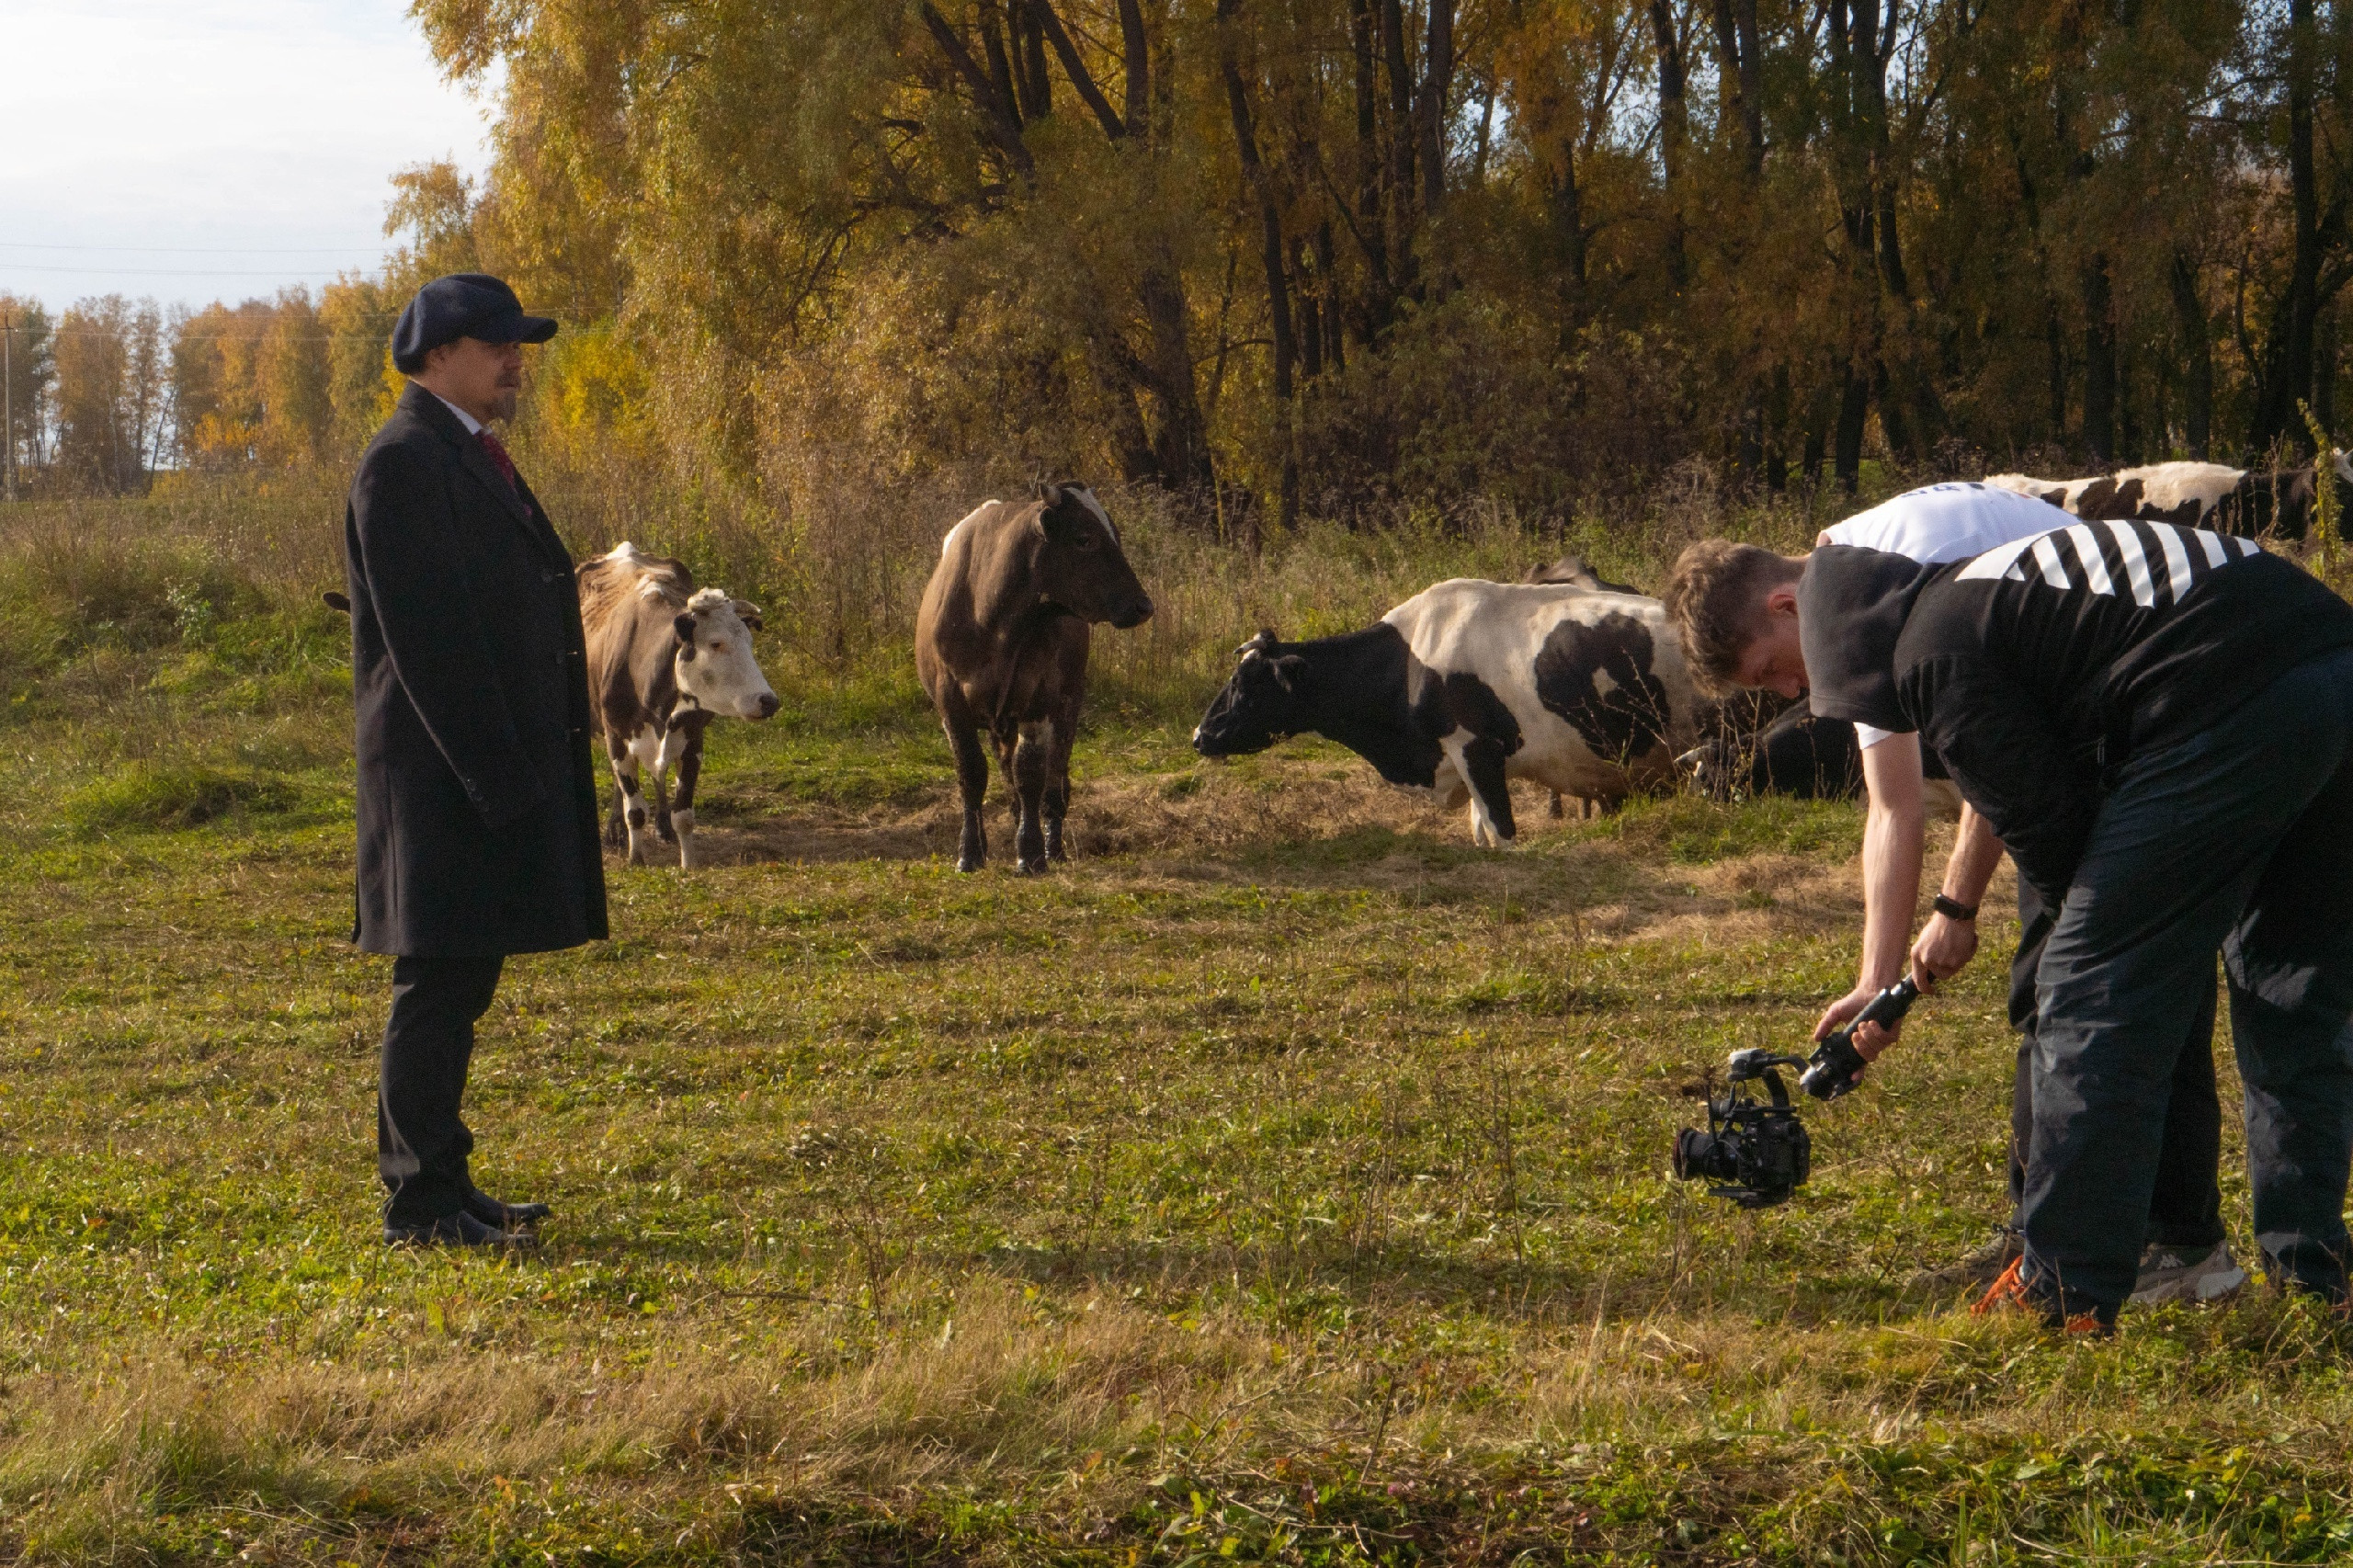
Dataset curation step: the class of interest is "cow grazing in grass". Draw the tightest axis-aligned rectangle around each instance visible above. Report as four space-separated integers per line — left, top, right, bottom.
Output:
1191 579 1698 846
916 483 1154 874
1677 698 1962 818
1987 451 2353 540
577 542 778 869
1523 555 1642 815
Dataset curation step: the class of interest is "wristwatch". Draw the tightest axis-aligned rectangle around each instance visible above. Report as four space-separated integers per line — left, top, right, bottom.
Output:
1933 893 1978 922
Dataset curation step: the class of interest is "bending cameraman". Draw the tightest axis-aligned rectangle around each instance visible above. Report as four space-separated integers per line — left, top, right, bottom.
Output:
1665 483 2241 1306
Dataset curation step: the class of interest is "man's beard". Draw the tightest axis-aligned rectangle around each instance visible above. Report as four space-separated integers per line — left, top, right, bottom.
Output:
489 386 520 423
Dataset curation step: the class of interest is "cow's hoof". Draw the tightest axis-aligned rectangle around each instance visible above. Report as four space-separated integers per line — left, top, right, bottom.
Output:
1017 857 1049 876
956 855 983 873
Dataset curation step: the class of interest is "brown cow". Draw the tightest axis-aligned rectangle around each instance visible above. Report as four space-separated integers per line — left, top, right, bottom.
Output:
915 483 1154 874
578 542 778 869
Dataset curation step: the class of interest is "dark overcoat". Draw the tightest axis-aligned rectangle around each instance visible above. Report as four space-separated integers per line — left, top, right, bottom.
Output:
344 382 608 957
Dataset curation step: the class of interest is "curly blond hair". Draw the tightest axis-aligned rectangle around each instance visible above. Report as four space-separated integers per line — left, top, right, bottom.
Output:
1661 539 1804 695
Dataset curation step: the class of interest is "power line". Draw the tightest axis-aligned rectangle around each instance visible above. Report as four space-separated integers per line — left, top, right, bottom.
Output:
0 264 382 277
0 242 388 255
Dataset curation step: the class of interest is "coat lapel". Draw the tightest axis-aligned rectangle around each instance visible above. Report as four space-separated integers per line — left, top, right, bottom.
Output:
400 382 536 531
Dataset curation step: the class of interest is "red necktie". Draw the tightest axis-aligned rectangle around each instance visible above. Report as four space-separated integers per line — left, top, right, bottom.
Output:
478 428 520 494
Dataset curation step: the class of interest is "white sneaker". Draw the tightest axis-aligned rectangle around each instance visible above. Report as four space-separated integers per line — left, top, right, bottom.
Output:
2128 1240 2247 1306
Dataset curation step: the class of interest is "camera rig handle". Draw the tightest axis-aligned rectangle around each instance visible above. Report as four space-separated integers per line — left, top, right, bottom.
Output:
1799 976 1920 1100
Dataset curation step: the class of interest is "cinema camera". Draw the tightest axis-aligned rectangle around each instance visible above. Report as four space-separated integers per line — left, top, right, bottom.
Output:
1670 979 1920 1209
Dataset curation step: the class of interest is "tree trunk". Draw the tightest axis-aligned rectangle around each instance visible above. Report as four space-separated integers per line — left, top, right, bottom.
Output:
1139 266 1212 487
2169 251 2211 459
1222 1 1300 528
1419 0 1455 214
1349 0 1392 337
1013 2 1052 120
1711 0 1763 177
1118 0 1150 135
1835 365 1870 493
1551 134 1587 346
1648 0 1688 290
2254 0 2325 452
1381 0 1419 289
2083 254 2116 463
1766 364 1790 490
981 0 1022 128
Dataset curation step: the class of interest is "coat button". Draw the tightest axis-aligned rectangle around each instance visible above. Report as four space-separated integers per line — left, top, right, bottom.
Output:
541 569 557 584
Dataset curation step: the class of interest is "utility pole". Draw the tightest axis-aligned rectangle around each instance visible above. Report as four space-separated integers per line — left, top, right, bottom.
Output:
2 310 13 504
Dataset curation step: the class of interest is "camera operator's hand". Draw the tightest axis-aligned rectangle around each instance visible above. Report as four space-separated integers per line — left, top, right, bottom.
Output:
1814 984 1902 1061
1910 910 1979 993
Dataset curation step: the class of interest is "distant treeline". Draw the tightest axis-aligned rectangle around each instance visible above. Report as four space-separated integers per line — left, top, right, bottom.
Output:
9 1 2352 518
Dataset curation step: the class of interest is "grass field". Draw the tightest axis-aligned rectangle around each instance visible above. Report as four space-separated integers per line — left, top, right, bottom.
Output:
6 489 2353 1565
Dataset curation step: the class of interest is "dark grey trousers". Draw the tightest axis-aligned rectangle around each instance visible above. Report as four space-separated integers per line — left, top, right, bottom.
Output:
378 954 505 1224
2007 880 2223 1250
2020 647 2353 1320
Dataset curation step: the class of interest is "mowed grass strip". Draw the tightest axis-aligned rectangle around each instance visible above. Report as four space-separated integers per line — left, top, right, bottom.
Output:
6 506 2353 1562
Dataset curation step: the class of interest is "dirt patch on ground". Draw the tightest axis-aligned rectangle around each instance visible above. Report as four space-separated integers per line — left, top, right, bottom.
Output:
654 764 1926 952
683 756 1478 869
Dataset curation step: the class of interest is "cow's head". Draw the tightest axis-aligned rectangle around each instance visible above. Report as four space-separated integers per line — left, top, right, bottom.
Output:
1032 482 1154 629
672 588 780 720
1192 631 1310 756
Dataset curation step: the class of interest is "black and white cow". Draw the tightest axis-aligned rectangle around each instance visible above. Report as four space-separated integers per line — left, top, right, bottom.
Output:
1677 697 1962 817
1191 579 1697 846
1987 451 2353 540
578 542 779 869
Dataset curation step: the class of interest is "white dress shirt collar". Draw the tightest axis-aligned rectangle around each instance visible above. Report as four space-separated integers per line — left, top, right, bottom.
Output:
428 391 484 437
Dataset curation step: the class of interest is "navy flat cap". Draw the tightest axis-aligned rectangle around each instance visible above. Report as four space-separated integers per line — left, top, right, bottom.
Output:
391 273 557 374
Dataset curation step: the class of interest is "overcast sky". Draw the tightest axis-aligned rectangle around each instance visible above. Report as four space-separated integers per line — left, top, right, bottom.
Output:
0 0 497 314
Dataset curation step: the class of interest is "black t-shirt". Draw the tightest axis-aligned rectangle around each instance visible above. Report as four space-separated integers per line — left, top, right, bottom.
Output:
1888 517 2353 903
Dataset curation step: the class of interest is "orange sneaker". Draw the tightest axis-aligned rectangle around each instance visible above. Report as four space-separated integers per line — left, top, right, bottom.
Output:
1971 1257 2109 1334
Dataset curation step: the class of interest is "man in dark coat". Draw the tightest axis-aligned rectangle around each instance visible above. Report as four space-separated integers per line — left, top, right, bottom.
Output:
344 273 608 1246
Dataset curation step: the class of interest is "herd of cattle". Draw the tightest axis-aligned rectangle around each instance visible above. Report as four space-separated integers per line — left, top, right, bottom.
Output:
536 453 2347 867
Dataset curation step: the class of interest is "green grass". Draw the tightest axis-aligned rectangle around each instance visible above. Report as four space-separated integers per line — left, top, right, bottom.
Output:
6 499 2353 1564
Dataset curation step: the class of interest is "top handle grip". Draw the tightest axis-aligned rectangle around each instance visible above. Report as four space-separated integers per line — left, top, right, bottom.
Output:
1799 977 1922 1101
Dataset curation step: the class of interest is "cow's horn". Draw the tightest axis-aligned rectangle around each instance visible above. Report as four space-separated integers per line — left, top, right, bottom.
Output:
1235 629 1279 657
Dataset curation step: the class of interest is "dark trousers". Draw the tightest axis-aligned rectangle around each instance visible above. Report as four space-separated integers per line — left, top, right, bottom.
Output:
2020 647 2353 1319
378 954 504 1224
2007 880 2224 1250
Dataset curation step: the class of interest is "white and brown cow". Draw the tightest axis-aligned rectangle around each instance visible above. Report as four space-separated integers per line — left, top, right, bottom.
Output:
1192 579 1699 846
1987 451 2353 540
577 542 779 869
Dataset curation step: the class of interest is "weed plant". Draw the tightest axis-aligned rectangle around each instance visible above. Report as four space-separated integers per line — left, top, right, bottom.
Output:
3 481 2351 1564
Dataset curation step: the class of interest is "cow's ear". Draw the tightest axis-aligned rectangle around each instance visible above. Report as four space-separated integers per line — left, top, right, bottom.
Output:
673 613 699 658
1269 654 1305 692
1040 494 1078 540
730 598 764 631
1030 476 1054 504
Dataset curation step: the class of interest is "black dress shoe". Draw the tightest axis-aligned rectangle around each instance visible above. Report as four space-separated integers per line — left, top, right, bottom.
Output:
383 1210 535 1248
462 1186 552 1228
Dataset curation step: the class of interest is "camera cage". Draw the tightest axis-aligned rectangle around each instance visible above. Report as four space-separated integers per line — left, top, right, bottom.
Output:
1677 1050 1813 1209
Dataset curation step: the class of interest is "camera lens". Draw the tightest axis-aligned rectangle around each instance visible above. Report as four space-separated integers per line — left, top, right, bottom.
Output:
1673 1128 1730 1183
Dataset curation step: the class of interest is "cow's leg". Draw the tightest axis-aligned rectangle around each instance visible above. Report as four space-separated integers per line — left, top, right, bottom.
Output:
621 730 665 864
1446 733 1518 848
1011 719 1051 874
942 706 992 873
1043 630 1087 864
1549 790 1565 819
661 720 706 869
1041 727 1074 864
608 730 653 864
602 738 628 849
